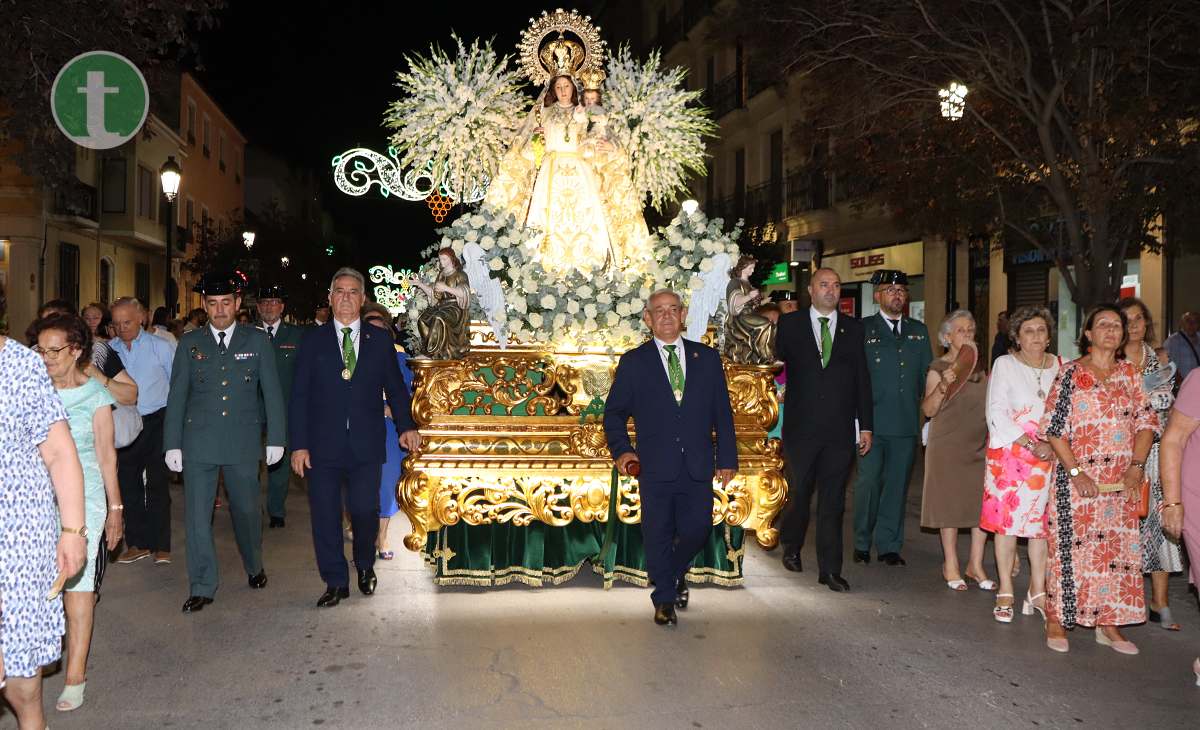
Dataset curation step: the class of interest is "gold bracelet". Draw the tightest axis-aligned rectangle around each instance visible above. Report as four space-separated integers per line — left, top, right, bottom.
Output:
1161 502 1183 509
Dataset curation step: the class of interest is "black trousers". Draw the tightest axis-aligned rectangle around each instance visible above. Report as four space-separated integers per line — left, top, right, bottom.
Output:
116 408 171 552
307 461 382 589
779 437 855 575
640 476 712 606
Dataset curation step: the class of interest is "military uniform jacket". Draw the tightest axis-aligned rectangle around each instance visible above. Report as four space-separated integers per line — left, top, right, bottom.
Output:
863 313 933 437
164 324 287 465
260 321 303 414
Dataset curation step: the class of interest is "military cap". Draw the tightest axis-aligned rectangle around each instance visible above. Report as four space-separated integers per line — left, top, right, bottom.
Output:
870 269 909 286
258 284 288 300
193 271 244 296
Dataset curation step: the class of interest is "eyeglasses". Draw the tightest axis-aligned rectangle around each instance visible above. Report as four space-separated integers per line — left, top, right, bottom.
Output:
879 286 909 295
33 344 73 357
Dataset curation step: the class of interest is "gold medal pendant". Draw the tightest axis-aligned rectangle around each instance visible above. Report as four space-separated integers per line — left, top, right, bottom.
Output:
341 368 352 381
673 388 683 402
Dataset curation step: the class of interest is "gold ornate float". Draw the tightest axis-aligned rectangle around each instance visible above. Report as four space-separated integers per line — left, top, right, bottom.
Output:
398 323 786 553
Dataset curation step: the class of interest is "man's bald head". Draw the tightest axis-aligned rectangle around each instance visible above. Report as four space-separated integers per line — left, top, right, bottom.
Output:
808 268 842 315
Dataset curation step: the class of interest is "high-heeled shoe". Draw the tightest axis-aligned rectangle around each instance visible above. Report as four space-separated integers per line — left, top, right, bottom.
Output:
1095 628 1139 655
1022 591 1047 622
993 594 1015 623
1149 605 1181 631
965 573 997 591
1193 657 1199 687
1046 635 1069 653
56 681 86 712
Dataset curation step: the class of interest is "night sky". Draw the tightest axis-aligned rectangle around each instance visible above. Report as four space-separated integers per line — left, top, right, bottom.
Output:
191 0 572 270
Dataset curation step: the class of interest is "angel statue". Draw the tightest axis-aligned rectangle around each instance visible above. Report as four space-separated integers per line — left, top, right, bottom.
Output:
414 248 471 359
723 255 777 365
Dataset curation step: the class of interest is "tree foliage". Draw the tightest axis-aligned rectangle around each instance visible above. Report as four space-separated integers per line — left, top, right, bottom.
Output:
0 0 225 191
723 0 1200 310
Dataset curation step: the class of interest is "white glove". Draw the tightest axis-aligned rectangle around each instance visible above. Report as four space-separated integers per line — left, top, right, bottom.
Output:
165 449 183 473
265 446 285 465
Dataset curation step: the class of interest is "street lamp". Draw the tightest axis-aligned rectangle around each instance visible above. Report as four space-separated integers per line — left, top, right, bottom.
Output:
939 82 968 120
243 231 256 250
681 199 700 216
280 256 290 268
300 273 307 280
159 156 182 315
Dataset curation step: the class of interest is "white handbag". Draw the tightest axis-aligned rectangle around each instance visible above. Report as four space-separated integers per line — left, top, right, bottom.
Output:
112 404 143 449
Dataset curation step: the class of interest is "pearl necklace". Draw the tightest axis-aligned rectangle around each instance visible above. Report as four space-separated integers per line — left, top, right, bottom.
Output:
1017 351 1051 399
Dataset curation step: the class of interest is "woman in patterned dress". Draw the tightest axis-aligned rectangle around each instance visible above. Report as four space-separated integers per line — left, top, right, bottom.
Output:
0 289 88 728
982 306 1060 623
1039 304 1158 655
1119 297 1185 631
31 313 125 712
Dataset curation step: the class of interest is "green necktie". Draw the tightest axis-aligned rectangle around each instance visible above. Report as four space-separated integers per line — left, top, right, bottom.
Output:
665 344 685 404
341 326 357 377
819 316 832 368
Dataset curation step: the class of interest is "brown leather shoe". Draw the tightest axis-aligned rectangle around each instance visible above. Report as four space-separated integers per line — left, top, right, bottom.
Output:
154 551 172 565
117 548 151 564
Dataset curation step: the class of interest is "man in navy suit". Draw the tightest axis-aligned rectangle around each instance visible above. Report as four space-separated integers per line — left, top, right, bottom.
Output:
604 289 738 626
775 268 873 592
289 267 422 607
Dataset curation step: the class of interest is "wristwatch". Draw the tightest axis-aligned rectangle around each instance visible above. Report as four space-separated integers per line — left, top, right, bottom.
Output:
1130 460 1146 471
62 525 89 539
1068 466 1082 478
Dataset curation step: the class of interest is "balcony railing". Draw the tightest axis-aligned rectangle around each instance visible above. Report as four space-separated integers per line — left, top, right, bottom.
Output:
705 71 743 119
705 166 833 230
54 180 98 221
652 0 715 52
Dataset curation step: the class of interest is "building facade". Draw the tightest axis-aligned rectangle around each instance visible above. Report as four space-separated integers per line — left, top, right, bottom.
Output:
592 0 1198 352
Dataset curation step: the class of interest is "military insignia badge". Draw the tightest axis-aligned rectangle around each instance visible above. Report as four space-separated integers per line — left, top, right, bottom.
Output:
190 347 207 361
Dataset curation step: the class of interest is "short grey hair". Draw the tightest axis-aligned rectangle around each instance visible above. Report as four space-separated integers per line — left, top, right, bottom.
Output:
938 309 976 347
644 288 683 312
329 267 365 292
111 296 144 312
1008 305 1055 348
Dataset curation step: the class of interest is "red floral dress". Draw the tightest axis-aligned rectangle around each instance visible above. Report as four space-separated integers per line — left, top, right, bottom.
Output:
1038 360 1158 628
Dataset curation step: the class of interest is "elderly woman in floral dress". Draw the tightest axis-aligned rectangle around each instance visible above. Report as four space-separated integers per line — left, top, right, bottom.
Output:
1040 304 1157 655
982 306 1060 623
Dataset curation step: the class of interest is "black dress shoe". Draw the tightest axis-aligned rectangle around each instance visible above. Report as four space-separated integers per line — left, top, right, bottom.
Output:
357 568 377 596
268 516 285 529
818 573 850 592
654 603 678 626
853 550 871 564
182 596 213 613
248 570 268 589
782 550 803 573
316 586 350 607
674 577 689 609
879 552 907 566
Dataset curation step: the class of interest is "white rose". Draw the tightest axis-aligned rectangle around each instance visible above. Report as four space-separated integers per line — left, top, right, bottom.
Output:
679 256 692 269
470 214 486 227
680 239 695 252
664 265 679 278
567 300 580 315
528 312 543 328
513 297 528 313
605 311 619 327
556 283 568 296
540 294 556 309
489 257 504 271
553 313 567 330
629 298 642 312
616 302 631 317
465 229 479 242
451 241 464 255
596 291 612 305
639 287 651 299
480 235 495 250
688 275 704 291
584 303 597 319
578 285 593 299
700 259 713 272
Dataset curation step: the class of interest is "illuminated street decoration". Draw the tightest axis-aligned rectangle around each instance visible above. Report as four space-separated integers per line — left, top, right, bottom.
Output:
331 146 488 204
369 264 417 313
939 82 968 120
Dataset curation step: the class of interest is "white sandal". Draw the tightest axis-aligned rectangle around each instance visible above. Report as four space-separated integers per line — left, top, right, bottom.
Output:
993 594 1015 623
946 578 967 591
56 681 86 712
1022 592 1047 622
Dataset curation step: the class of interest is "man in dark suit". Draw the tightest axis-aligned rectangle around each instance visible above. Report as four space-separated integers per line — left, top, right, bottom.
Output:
289 267 422 607
256 284 304 528
775 267 873 592
164 273 287 612
604 288 738 626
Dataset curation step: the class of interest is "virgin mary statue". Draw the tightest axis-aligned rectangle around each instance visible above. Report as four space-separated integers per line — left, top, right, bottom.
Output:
485 66 650 274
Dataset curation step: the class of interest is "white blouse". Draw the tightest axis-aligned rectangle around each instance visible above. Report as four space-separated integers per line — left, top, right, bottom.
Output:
986 353 1062 448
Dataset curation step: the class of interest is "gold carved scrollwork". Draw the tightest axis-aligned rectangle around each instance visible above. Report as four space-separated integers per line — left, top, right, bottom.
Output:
725 364 780 432
568 423 609 458
399 470 436 551
433 476 620 529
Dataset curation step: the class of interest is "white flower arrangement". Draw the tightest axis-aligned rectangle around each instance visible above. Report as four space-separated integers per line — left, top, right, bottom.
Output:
401 205 741 351
604 45 718 212
384 36 527 201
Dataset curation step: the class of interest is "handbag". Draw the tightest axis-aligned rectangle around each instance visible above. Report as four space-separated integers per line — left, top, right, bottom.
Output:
111 404 143 449
1096 480 1151 518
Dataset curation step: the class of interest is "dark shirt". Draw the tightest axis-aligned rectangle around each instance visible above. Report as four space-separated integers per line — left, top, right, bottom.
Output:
990 332 1012 368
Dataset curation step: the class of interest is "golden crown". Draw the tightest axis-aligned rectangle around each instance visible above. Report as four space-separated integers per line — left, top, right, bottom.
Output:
518 8 606 86
577 66 606 91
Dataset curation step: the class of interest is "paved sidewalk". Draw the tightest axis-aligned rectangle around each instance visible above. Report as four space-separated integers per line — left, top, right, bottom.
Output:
4 473 1198 729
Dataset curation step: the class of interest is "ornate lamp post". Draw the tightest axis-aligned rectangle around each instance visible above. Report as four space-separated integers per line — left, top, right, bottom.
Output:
243 231 256 251
939 82 968 121
159 156 182 314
